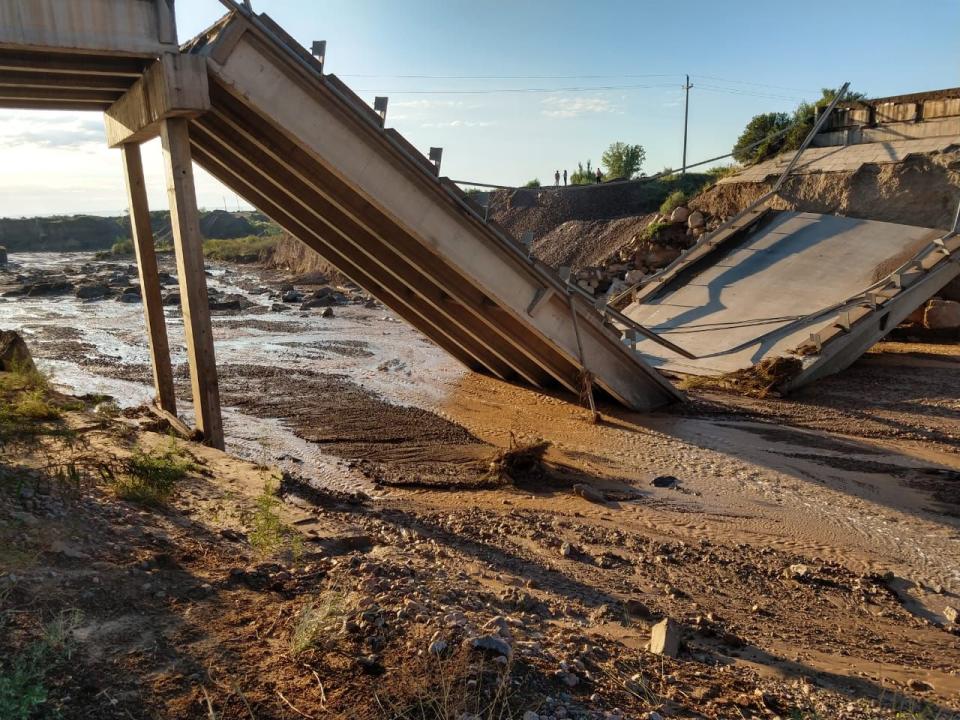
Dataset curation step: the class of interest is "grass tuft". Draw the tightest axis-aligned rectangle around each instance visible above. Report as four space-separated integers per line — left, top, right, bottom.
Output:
290 590 350 657
658 189 687 216
203 235 279 263
0 609 82 720
114 437 195 505
248 479 303 559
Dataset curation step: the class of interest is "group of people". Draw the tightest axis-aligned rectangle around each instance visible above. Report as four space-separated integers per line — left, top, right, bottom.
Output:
553 167 603 187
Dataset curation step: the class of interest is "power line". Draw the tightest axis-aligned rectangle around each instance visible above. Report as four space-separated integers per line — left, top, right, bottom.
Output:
353 83 677 95
343 72 682 80
692 73 822 94
696 84 807 102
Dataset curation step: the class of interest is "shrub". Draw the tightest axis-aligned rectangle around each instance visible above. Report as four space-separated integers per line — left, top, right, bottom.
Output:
249 479 303 558
659 190 687 216
114 437 195 505
522 178 540 188
203 235 279 263
13 389 61 421
569 160 595 185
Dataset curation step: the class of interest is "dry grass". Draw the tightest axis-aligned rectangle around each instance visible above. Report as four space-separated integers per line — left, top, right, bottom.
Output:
483 434 550 484
679 356 803 398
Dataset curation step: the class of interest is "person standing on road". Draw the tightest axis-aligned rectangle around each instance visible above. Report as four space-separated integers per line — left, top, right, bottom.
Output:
595 167 603 184
554 170 560 188
563 169 568 186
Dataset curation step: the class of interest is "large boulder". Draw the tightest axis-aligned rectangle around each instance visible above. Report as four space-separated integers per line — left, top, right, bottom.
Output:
687 211 705 229
924 298 960 330
0 330 34 372
670 206 690 224
75 283 112 300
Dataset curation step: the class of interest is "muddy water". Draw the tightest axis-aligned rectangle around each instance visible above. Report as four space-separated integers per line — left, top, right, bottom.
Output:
4 252 959 602
0 252 467 492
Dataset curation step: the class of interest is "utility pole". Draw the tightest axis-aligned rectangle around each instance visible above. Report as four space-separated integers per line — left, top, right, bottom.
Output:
681 74 693 176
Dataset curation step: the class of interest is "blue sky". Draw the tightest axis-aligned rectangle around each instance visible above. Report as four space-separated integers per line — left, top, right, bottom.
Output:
1 0 957 216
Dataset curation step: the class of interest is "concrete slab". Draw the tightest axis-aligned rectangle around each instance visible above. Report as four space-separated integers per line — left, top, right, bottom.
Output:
722 137 960 184
624 211 943 377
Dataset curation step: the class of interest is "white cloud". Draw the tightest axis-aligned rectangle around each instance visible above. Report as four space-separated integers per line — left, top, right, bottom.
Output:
0 111 104 151
540 96 618 118
392 99 470 109
419 120 494 128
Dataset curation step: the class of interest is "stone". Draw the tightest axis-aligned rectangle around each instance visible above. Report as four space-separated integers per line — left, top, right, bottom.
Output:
944 605 958 624
282 289 303 303
624 269 645 284
923 299 960 330
648 618 680 657
300 297 335 310
75 283 112 300
670 206 690 223
687 210 705 229
26 281 73 296
650 475 678 488
573 483 606 503
321 307 334 318
0 330 34 372
785 563 809 579
560 541 574 558
908 679 933 692
428 639 448 655
523 712 539 720
162 292 181 306
117 292 142 304
470 634 512 658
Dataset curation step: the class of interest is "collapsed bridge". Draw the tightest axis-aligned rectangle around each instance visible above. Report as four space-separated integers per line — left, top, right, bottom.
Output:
0 0 682 448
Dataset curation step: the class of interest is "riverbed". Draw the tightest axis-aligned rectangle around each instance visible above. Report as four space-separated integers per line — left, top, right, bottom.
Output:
0 251 467 492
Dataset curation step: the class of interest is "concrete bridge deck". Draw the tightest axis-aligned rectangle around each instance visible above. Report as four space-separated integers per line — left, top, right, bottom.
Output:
0 0 682 447
623 209 960 388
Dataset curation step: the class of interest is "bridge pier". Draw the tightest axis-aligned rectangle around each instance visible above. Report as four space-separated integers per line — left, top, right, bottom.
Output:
120 142 177 416
161 118 224 450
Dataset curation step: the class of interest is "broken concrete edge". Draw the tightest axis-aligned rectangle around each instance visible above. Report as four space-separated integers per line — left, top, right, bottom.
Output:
104 53 210 148
780 238 960 393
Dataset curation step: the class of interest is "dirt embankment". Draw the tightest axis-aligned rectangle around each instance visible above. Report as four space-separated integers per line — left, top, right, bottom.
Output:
693 150 960 230
488 175 709 271
0 210 269 254
264 233 351 284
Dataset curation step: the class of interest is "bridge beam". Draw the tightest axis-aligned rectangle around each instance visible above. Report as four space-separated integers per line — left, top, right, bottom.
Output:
120 142 177 416
160 117 224 450
104 53 209 148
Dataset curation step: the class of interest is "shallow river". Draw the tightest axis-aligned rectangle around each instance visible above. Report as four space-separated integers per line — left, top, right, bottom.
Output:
0 251 466 490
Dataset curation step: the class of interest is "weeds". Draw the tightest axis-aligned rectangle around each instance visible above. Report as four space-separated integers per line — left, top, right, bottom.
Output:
113 436 195 505
377 653 524 720
203 235 279 263
13 389 62 421
290 589 350 657
0 609 82 720
247 478 303 559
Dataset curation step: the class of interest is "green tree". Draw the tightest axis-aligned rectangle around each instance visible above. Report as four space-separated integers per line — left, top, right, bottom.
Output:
732 112 792 164
601 142 646 179
733 87 867 165
569 160 594 185
523 178 541 188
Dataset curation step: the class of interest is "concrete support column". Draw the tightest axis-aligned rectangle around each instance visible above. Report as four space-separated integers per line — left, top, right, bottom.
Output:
160 117 224 449
120 142 177 416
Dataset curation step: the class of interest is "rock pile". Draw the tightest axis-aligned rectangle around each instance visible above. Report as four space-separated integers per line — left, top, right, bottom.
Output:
565 205 717 297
